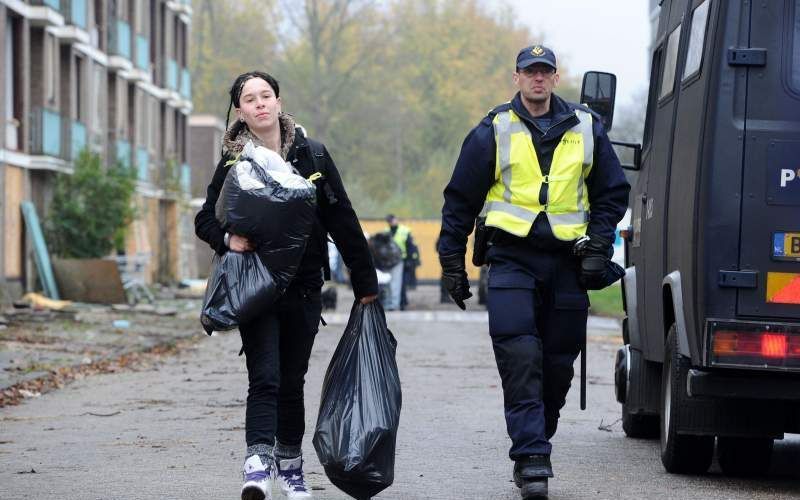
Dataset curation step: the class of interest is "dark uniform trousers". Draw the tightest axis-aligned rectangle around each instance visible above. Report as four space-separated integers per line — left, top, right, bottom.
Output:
486 243 588 459
239 284 323 448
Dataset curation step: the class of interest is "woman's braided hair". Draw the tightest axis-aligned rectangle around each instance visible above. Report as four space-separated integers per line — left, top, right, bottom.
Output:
224 71 281 136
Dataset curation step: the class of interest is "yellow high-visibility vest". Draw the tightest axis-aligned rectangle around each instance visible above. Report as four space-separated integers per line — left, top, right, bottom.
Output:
483 108 594 241
391 224 411 259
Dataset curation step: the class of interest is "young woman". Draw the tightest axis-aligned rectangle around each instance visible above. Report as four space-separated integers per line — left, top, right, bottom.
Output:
195 71 378 500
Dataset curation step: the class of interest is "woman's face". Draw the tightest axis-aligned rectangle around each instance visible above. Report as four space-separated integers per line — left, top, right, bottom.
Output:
236 77 281 132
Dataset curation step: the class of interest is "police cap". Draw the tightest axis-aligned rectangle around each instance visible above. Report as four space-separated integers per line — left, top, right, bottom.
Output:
516 45 557 70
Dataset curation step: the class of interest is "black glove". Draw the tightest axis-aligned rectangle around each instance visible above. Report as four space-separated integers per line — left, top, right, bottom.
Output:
573 234 613 290
439 253 472 310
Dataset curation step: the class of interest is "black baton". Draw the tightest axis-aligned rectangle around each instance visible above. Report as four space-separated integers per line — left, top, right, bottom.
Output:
580 341 586 410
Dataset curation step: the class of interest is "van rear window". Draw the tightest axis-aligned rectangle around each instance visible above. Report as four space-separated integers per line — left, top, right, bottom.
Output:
794 0 800 90
659 25 682 100
683 0 710 81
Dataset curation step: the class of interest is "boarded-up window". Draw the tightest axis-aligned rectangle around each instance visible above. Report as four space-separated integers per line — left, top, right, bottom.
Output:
45 34 57 104
92 64 104 133
4 166 24 278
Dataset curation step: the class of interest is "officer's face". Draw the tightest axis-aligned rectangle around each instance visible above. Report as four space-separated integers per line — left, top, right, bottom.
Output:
514 64 559 104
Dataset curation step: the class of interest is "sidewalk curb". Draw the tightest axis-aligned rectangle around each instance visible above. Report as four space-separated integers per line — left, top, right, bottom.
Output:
321 310 621 331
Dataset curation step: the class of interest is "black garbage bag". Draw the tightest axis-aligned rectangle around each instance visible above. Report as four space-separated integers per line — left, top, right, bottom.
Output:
313 301 402 499
200 251 277 335
216 142 316 292
200 143 316 333
368 232 402 271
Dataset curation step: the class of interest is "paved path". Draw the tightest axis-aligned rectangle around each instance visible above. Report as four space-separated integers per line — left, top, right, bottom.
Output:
2 309 799 499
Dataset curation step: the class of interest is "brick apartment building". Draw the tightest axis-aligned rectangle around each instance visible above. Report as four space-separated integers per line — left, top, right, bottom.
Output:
0 0 194 299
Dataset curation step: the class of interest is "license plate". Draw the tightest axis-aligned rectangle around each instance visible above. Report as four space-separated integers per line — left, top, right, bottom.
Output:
773 232 800 262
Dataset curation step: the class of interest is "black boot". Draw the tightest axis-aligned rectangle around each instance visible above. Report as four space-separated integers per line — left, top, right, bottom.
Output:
513 455 553 499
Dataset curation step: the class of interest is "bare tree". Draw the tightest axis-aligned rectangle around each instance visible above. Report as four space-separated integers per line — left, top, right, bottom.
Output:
278 0 389 140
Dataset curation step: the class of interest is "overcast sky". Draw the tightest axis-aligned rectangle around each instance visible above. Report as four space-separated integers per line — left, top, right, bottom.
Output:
502 0 653 107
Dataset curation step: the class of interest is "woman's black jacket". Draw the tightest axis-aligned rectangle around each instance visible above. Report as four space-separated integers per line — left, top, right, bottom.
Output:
194 129 378 299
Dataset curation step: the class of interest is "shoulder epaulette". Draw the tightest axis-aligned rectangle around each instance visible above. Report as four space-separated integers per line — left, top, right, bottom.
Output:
571 102 601 121
487 102 513 119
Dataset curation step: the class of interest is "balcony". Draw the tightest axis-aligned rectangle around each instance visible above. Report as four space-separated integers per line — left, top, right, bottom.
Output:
32 0 61 9
136 147 149 182
180 68 191 100
28 0 63 27
166 59 178 91
29 108 62 158
61 0 87 29
115 139 132 168
70 121 86 160
180 163 191 193
108 19 132 60
135 35 149 71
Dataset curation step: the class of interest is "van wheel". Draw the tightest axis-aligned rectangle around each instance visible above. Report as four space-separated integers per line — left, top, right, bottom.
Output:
718 437 773 477
660 326 713 474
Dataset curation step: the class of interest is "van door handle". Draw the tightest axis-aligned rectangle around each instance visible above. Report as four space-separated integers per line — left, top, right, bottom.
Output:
727 48 767 67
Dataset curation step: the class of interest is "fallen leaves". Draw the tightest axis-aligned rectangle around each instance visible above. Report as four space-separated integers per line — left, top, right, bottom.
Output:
0 338 197 408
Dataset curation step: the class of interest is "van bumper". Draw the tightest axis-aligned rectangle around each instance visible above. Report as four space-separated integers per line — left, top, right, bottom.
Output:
688 369 800 400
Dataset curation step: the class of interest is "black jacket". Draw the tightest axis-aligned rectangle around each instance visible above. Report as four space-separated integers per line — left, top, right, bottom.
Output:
438 92 630 256
194 128 378 299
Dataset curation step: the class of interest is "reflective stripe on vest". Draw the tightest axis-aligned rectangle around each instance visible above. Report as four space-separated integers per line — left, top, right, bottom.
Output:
392 224 410 259
484 108 594 240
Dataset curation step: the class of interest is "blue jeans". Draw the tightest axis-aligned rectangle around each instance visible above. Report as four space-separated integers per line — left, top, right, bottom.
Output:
384 262 404 310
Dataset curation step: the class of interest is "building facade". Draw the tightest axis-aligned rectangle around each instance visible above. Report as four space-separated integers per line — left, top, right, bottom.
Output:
0 0 193 299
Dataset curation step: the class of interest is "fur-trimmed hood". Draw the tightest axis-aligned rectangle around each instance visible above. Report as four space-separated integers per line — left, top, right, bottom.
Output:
222 113 296 159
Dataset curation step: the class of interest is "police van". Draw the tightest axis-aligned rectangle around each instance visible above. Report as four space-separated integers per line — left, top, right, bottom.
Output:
581 0 800 476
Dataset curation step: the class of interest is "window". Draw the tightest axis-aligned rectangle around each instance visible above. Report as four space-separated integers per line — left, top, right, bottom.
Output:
683 1 710 80
643 48 663 150
793 0 800 90
659 25 682 100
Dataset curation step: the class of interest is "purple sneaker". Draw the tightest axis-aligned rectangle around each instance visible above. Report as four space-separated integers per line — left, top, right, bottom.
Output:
275 456 311 498
242 454 272 500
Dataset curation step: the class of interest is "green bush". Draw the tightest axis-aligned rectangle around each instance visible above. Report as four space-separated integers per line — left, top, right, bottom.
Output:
46 150 137 259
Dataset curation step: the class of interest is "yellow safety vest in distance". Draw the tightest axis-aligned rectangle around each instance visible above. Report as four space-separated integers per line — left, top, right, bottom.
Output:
483 108 594 241
392 224 411 259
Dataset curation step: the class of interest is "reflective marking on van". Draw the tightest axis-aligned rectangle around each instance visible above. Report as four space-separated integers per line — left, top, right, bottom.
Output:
766 272 800 305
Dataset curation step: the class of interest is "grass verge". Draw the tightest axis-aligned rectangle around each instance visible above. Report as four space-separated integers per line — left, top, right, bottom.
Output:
588 283 624 318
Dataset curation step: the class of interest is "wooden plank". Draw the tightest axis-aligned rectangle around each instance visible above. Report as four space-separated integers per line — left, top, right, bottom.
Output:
20 201 59 299
51 258 127 304
4 166 23 278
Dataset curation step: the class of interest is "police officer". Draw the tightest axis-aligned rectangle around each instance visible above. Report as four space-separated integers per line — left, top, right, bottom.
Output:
437 45 629 499
386 214 420 310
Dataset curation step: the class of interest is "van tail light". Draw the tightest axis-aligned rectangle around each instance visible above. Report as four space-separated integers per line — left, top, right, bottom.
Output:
709 320 800 370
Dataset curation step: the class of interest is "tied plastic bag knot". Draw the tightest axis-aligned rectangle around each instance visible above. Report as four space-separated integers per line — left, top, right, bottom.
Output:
313 301 402 499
